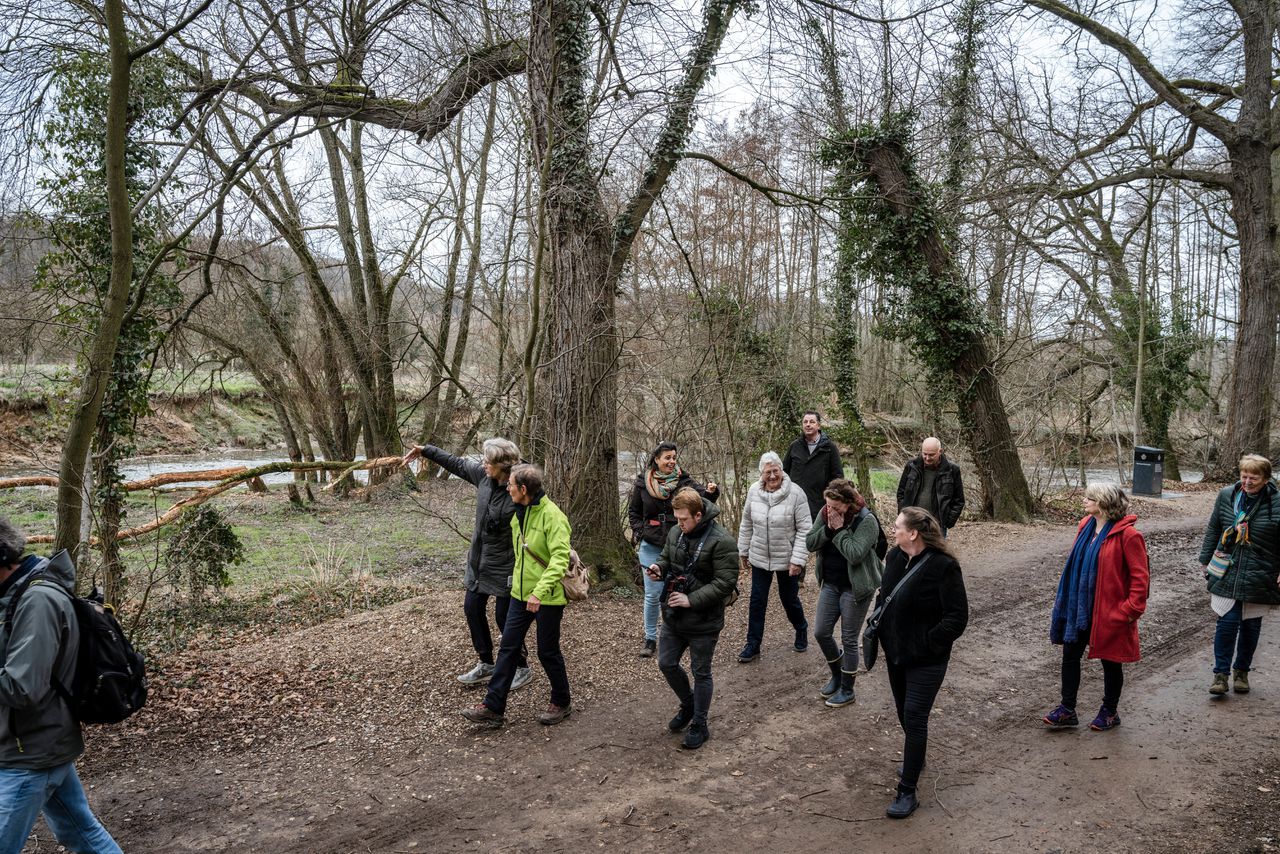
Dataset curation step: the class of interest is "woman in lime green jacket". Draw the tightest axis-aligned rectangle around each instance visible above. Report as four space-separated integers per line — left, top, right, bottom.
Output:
462 464 573 728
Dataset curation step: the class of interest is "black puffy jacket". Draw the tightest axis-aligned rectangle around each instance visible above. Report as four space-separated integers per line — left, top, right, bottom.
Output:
628 471 719 548
422 445 517 596
1199 482 1280 605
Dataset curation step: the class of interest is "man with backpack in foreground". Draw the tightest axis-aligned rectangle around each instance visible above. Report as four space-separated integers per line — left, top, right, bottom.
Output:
0 518 122 854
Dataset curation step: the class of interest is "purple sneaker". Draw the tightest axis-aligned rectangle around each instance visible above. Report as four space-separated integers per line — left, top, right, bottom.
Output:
1042 704 1079 728
1089 706 1120 731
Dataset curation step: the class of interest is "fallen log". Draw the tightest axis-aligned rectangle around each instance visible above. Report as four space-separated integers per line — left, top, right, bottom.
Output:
23 460 363 544
0 466 253 492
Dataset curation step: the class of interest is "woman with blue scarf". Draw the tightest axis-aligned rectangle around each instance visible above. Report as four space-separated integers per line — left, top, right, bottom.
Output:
1043 484 1150 731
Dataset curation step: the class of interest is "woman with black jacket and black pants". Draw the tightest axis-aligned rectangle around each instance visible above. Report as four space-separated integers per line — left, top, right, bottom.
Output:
876 506 968 819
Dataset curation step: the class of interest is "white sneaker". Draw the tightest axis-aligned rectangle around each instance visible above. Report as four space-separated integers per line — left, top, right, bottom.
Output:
510 666 533 691
457 662 495 686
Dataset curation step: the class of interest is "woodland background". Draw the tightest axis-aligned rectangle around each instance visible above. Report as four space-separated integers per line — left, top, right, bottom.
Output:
0 0 1270 597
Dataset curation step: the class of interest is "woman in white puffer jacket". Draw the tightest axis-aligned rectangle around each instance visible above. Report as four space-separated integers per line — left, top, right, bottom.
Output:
736 451 813 662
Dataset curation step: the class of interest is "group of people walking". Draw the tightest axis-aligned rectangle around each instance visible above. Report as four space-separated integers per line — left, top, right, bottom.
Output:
0 418 1275 847
397 412 1278 823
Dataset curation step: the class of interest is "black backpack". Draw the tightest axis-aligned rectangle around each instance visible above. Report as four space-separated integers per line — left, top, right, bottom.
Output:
5 558 147 725
858 507 889 560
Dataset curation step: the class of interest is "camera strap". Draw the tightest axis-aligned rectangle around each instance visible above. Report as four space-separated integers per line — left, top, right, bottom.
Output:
680 527 715 577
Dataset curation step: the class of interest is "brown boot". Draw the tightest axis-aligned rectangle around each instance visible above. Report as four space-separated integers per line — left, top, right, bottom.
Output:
1209 673 1229 695
1232 669 1250 694
537 703 572 726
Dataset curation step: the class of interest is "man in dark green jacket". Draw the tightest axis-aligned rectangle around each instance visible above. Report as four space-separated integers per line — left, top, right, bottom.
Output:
0 518 122 853
644 489 738 749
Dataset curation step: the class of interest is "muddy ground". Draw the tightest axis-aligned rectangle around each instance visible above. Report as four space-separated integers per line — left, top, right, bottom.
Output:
30 490 1280 853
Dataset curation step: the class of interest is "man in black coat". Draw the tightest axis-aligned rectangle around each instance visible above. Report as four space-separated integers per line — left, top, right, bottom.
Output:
895 437 965 535
783 410 844 519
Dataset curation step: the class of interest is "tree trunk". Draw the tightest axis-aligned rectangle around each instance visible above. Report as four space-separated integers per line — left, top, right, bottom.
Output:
54 0 133 556
1217 131 1277 474
862 140 1034 521
527 0 630 580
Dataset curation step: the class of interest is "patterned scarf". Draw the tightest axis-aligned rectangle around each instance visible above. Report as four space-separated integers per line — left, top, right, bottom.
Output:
646 465 683 501
1050 516 1113 644
1218 489 1260 554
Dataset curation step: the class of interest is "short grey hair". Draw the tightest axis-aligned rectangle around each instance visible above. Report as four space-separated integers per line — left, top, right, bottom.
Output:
0 517 25 566
758 451 783 473
482 438 521 472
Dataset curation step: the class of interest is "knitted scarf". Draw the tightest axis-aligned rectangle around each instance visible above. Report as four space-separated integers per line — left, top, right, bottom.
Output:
1050 516 1113 644
645 465 683 501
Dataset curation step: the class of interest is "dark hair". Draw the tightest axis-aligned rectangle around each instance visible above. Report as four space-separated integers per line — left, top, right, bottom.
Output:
803 410 822 422
671 487 704 515
0 517 23 567
823 478 866 511
510 463 544 494
647 441 678 472
896 506 955 559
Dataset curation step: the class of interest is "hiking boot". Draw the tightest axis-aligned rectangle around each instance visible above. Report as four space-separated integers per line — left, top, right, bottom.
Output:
460 704 504 729
794 626 809 652
1233 669 1250 694
681 722 710 750
668 706 694 733
820 658 842 698
886 785 918 819
1042 704 1079 728
537 703 571 726
639 639 656 658
1088 705 1120 731
737 645 760 663
1209 673 1230 695
825 673 856 708
510 666 533 692
456 662 495 686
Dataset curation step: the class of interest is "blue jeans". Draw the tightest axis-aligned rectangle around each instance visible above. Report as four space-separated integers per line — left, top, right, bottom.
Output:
743 566 807 653
0 761 122 854
639 541 663 642
483 602 570 715
1213 601 1263 674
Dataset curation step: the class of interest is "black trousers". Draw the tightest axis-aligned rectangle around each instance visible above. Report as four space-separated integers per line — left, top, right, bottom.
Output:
886 660 948 790
1060 638 1123 712
464 589 527 668
483 603 570 715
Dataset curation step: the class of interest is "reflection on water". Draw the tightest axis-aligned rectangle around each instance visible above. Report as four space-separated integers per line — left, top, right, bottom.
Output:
2 450 369 488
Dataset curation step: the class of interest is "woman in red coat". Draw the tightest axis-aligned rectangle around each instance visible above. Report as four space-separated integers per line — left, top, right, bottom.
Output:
1043 483 1150 731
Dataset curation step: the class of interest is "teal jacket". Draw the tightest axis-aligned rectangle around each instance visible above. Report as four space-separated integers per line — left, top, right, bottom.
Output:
656 497 739 635
0 551 84 769
806 508 883 603
1199 482 1280 605
510 495 573 606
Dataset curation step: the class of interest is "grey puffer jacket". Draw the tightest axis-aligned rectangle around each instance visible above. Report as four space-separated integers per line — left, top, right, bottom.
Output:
0 551 83 769
422 445 518 597
737 475 812 572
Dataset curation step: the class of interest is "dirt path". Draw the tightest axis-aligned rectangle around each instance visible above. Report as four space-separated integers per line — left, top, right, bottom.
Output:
57 492 1280 853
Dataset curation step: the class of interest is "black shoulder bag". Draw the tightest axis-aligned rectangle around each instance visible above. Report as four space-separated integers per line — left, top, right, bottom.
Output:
861 553 931 670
